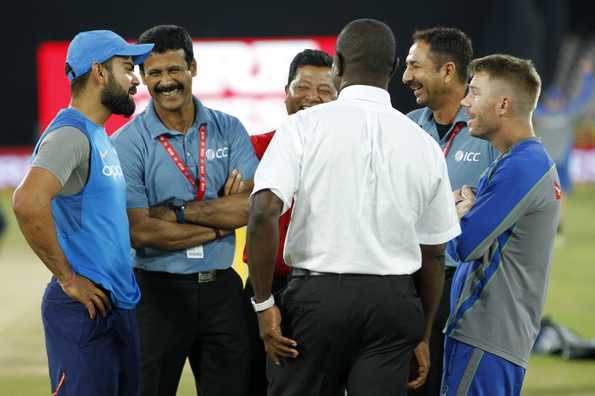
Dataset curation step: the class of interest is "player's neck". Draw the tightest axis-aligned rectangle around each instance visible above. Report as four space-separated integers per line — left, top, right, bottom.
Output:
69 95 111 126
431 85 466 125
491 119 535 153
153 100 196 134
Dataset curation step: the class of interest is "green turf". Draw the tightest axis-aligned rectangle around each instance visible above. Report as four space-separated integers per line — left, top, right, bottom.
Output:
1 185 594 395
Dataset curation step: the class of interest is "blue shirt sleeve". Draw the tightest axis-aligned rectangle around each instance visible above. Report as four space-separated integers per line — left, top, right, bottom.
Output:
456 155 538 261
227 117 259 181
111 127 149 209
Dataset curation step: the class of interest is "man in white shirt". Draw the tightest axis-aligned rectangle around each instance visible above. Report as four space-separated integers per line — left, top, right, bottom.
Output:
247 18 461 396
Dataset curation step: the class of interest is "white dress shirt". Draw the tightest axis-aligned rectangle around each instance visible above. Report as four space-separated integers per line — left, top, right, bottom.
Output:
252 85 461 275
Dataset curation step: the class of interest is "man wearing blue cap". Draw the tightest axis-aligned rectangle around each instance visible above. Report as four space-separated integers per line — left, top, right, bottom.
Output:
12 30 153 396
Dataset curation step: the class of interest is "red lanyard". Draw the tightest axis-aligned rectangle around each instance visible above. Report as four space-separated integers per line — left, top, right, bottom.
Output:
158 124 207 201
442 122 465 157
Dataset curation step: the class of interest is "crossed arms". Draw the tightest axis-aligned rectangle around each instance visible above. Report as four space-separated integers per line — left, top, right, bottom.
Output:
128 170 253 251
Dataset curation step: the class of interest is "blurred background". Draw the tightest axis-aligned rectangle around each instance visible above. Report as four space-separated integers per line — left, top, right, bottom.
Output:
1 0 594 395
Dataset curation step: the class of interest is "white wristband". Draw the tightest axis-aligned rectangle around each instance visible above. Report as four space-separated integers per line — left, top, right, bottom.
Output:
251 295 275 312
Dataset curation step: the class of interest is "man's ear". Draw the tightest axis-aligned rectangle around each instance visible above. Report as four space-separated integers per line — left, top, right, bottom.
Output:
498 96 512 116
333 53 344 77
191 58 198 77
90 62 108 86
442 61 456 84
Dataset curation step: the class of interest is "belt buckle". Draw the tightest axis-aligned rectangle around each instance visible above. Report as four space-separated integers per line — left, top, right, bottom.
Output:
198 271 216 283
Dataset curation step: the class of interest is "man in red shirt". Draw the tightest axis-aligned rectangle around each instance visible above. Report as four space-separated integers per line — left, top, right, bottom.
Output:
244 48 337 396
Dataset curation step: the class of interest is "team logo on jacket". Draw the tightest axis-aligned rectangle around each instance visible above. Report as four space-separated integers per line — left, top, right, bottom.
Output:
454 150 481 162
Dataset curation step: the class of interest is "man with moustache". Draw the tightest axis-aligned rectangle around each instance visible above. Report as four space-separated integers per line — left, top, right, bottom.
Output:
12 30 153 396
243 48 337 396
402 27 498 396
248 19 460 396
111 25 258 396
442 54 560 395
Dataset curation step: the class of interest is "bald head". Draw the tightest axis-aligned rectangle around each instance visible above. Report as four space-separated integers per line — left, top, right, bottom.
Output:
334 19 397 88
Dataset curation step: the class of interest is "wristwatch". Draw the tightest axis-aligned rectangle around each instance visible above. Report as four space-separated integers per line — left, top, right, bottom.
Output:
251 295 275 312
174 204 186 224
164 198 186 224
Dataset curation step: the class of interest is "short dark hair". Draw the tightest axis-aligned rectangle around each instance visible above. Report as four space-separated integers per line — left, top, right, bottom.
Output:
469 54 542 113
336 18 396 78
287 49 333 86
412 27 473 83
67 58 114 97
137 25 193 73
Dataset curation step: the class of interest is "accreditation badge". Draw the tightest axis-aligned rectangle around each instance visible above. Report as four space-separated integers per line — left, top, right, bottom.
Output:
186 246 204 259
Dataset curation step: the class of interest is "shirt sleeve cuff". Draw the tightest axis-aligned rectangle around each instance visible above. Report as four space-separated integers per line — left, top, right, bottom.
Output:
417 223 462 245
251 186 292 215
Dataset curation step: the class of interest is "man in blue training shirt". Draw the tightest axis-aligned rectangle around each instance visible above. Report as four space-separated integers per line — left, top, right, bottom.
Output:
112 25 258 396
402 27 498 395
12 30 153 395
443 55 560 396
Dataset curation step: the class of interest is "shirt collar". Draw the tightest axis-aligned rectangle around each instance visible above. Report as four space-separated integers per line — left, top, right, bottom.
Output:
338 85 392 106
147 96 212 139
422 105 469 127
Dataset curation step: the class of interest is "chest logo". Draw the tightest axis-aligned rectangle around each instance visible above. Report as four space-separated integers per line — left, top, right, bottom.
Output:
102 164 123 178
206 147 229 161
553 181 562 200
454 150 481 162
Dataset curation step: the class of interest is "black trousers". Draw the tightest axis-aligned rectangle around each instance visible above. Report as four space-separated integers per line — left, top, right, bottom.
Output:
134 268 249 396
243 275 289 396
268 273 424 396
409 267 455 396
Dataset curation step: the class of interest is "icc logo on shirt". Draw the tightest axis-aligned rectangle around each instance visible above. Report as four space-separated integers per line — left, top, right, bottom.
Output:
206 147 229 161
455 150 481 162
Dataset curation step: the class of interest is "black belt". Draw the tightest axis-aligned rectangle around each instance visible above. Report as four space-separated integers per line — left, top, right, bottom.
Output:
134 268 228 284
291 268 411 278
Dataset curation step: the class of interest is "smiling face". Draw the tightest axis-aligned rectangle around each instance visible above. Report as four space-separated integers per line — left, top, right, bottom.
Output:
460 72 502 140
402 41 447 108
100 56 140 117
285 65 337 115
141 49 196 113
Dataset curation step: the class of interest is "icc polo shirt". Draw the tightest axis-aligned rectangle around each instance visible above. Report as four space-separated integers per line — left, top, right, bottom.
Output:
112 97 258 274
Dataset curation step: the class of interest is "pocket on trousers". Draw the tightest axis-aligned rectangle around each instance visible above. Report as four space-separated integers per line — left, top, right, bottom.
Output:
79 311 115 348
280 299 319 335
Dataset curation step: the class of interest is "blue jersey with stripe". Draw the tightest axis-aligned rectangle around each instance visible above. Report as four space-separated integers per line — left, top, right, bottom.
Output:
33 108 140 309
445 138 560 368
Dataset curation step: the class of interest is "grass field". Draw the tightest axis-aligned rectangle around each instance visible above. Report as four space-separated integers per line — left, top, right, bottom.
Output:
0 186 594 395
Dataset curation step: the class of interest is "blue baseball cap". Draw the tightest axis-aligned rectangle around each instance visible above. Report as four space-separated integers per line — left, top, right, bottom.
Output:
66 30 154 81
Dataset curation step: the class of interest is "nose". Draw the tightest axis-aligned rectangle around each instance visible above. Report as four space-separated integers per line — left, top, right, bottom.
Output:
402 66 412 85
460 94 470 108
131 73 140 87
304 88 322 104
